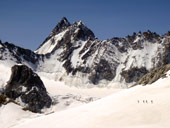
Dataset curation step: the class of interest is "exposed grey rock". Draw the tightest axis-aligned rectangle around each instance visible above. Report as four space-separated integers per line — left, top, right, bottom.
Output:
89 59 117 84
121 67 148 83
4 65 52 113
134 64 170 86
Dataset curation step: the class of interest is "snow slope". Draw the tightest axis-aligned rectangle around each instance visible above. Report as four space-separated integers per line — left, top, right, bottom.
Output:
0 103 34 128
35 29 68 54
0 64 11 90
39 75 122 112
39 74 122 98
0 65 122 128
11 74 170 128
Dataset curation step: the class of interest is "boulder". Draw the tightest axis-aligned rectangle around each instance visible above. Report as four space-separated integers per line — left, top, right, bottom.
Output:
4 65 52 113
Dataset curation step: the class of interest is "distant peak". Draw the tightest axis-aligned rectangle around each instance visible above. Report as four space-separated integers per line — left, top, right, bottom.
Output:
36 17 71 50
62 17 67 20
58 17 70 28
60 17 70 26
51 17 71 35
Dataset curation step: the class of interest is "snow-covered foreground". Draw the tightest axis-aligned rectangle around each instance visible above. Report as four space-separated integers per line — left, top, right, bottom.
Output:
0 103 36 128
0 64 122 128
41 76 122 98
40 76 122 112
1 64 170 128
9 76 170 128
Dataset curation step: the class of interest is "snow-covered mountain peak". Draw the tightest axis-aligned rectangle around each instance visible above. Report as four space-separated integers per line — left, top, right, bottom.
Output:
35 18 95 54
60 17 70 25
52 17 71 34
72 21 95 40
54 17 70 30
35 17 71 52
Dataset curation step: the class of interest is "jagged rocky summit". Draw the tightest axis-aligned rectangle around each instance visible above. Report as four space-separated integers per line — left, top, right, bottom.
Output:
4 65 52 113
1 17 170 87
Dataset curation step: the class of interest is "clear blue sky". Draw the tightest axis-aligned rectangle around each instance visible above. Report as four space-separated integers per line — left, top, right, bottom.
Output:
0 0 170 50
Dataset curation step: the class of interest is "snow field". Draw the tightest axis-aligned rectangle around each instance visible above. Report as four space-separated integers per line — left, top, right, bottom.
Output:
11 76 170 128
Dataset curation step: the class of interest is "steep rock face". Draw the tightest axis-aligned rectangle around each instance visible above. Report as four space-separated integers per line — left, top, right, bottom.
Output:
4 65 52 113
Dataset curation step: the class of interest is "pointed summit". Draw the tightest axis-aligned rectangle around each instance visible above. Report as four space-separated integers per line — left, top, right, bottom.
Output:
37 17 71 49
51 17 71 34
57 17 70 28
60 17 70 26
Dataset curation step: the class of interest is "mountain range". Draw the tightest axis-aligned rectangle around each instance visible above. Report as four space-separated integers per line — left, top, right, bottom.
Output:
0 17 170 87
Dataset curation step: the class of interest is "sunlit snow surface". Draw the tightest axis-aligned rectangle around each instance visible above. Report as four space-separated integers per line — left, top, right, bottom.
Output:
0 64 170 128
0 64 11 89
0 64 121 128
34 29 68 54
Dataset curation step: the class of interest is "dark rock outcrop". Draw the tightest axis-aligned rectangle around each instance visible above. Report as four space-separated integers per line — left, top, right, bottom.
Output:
89 59 116 84
0 94 17 106
4 65 52 113
0 94 8 106
134 64 170 86
121 67 148 83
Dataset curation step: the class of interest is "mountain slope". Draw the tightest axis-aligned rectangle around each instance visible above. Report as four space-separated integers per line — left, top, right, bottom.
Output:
0 41 39 69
